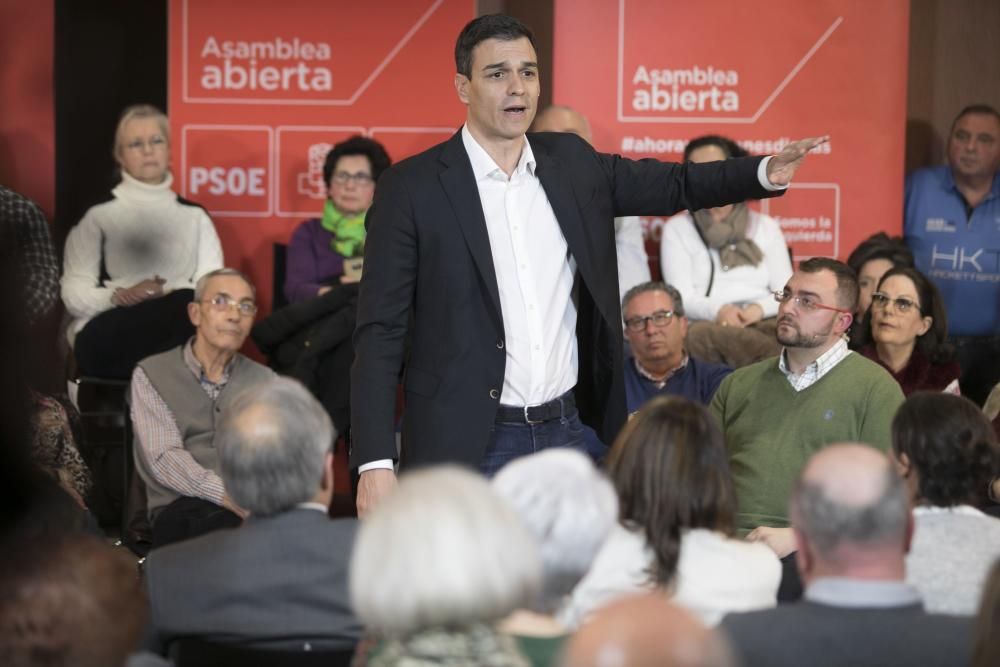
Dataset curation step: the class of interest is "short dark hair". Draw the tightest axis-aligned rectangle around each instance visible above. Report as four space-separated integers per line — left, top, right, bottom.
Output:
622 281 685 318
322 136 392 188
683 134 749 162
454 14 535 78
845 232 914 277
606 396 736 586
951 104 1000 133
892 392 999 507
855 267 954 363
798 257 859 313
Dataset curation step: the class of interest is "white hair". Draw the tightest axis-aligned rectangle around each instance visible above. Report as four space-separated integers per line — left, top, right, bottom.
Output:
350 466 541 637
492 449 618 613
216 377 334 516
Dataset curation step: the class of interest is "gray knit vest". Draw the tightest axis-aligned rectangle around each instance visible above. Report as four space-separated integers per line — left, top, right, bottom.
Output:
135 346 273 518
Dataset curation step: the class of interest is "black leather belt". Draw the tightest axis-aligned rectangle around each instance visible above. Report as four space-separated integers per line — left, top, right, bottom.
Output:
495 391 575 425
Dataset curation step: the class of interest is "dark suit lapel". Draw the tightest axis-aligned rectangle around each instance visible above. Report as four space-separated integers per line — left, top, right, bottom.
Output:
532 138 605 322
438 132 503 320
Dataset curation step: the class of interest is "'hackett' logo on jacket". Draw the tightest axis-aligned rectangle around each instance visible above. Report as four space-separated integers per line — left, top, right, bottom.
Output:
925 217 957 233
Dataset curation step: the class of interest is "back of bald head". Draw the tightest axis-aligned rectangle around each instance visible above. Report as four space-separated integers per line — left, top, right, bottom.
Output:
790 443 909 560
533 105 593 144
561 594 733 667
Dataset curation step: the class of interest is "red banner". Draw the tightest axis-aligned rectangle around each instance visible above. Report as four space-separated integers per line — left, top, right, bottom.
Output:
552 0 909 265
168 0 473 316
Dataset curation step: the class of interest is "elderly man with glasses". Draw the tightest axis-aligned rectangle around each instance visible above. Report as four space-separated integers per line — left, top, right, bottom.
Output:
622 281 733 412
710 258 904 555
131 268 274 549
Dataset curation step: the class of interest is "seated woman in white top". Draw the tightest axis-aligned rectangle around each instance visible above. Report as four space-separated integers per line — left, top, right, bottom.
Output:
61 104 223 379
660 135 792 368
893 392 1000 615
560 396 780 628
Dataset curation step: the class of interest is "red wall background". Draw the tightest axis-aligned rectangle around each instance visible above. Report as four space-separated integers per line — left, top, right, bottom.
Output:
0 0 55 218
552 0 910 267
167 0 474 317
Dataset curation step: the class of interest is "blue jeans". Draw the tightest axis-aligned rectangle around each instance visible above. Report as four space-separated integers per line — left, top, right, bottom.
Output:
479 408 608 477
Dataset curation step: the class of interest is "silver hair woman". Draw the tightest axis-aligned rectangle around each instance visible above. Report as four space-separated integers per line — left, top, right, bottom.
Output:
350 466 541 667
492 449 618 663
61 103 224 379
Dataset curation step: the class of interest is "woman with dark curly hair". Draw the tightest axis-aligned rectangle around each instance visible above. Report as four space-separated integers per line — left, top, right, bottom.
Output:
560 396 780 628
854 266 961 395
893 392 1000 615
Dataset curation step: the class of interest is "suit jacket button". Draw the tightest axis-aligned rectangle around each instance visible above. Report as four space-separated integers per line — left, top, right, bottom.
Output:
496 340 504 349
489 389 499 399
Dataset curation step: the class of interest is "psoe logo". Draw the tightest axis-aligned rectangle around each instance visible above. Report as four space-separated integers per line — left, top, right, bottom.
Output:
297 143 333 199
925 217 956 233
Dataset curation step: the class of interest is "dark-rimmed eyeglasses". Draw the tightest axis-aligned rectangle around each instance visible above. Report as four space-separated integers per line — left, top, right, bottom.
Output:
331 171 374 186
871 292 921 314
202 294 257 317
773 290 850 314
624 310 675 331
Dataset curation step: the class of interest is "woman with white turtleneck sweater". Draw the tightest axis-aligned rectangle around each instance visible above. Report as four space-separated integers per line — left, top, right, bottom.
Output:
61 105 223 379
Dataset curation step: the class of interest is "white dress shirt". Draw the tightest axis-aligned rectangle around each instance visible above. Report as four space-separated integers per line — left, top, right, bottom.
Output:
462 125 578 406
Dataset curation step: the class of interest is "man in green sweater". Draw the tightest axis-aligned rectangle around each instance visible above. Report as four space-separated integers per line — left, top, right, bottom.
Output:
710 258 904 553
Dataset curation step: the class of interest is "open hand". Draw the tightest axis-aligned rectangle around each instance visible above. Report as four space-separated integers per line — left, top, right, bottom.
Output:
766 136 829 186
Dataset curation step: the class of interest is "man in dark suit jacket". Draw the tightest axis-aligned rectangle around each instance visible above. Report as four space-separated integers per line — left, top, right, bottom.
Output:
142 378 361 656
351 14 826 513
720 444 971 667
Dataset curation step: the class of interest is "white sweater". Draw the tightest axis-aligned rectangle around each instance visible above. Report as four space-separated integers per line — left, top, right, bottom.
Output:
659 210 792 321
906 505 1000 616
61 172 223 340
559 523 780 628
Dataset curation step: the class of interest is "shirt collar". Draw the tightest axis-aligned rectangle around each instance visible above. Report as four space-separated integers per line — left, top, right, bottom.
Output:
778 337 848 378
461 124 535 181
183 337 237 384
296 502 329 513
634 353 688 385
942 165 1000 200
805 577 922 609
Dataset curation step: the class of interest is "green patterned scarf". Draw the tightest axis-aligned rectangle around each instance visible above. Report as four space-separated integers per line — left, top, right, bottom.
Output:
320 200 367 258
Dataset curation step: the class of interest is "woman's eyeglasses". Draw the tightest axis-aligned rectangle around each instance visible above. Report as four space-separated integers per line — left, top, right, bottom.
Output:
870 292 920 314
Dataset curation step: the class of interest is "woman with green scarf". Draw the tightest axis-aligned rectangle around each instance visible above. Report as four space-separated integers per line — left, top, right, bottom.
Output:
284 136 391 304
659 135 794 368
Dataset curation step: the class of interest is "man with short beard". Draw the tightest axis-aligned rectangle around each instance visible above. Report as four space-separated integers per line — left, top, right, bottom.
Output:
710 258 904 543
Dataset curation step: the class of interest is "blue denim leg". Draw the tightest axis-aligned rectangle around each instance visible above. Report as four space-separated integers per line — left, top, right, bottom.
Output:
480 408 602 476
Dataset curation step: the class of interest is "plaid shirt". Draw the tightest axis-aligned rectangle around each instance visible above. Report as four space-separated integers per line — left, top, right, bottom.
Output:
778 337 851 392
0 185 59 323
130 341 237 505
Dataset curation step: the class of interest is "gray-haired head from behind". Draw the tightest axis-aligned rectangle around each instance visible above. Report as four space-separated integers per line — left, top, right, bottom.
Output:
216 377 334 516
492 449 618 614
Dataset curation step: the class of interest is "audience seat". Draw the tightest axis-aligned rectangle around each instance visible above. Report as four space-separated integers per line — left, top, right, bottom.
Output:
169 637 354 667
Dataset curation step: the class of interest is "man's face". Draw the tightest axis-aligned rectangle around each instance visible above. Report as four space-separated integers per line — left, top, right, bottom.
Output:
624 290 688 367
947 112 1000 180
189 275 256 354
775 270 847 349
455 37 540 145
532 107 592 143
